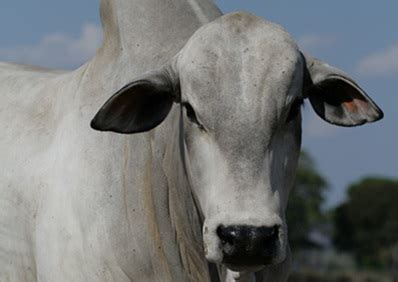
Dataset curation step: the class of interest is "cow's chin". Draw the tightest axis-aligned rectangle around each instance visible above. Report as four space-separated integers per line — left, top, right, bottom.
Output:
224 264 266 273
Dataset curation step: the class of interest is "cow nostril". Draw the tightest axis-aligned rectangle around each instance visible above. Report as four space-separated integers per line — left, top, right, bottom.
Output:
259 225 279 240
217 225 237 245
217 225 279 245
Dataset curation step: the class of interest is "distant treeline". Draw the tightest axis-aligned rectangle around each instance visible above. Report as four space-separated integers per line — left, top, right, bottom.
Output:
288 150 398 272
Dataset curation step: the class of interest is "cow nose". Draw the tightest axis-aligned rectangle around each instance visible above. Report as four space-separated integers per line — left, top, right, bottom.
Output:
216 225 279 266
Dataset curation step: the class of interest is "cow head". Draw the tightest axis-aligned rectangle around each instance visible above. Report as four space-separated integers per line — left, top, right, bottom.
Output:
91 12 383 271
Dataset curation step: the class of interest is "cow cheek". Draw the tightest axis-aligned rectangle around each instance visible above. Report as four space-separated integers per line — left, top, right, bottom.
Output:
182 134 213 210
269 124 301 210
184 135 231 216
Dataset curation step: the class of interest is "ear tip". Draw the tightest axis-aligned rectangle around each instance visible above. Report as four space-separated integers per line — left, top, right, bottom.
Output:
373 108 384 122
377 108 384 119
90 116 103 131
90 116 136 134
354 107 384 126
367 102 384 123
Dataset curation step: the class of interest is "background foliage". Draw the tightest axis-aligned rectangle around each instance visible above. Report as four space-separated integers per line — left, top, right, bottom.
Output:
288 151 398 281
334 178 398 269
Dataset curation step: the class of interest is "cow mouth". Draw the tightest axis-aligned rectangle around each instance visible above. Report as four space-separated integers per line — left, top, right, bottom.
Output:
223 263 267 272
221 251 284 272
221 253 276 272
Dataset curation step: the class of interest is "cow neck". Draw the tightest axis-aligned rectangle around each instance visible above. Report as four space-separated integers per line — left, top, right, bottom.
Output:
98 0 222 62
154 109 213 280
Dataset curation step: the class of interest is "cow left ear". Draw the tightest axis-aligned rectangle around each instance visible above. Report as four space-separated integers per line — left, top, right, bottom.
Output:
91 67 179 134
303 54 383 126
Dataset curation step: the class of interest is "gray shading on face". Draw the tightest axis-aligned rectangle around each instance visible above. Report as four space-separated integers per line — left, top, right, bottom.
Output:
92 11 382 272
177 13 304 269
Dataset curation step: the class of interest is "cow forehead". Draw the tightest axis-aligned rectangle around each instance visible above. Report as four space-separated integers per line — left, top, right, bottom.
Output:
177 12 302 135
179 12 300 73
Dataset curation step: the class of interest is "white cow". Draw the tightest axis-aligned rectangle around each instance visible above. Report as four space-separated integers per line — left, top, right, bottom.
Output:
0 0 383 281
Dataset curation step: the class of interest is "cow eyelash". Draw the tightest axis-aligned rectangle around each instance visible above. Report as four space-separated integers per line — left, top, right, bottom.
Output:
182 103 206 131
286 98 304 123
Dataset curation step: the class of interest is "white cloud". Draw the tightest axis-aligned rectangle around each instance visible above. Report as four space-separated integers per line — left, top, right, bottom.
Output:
357 43 398 76
0 23 102 70
298 34 337 53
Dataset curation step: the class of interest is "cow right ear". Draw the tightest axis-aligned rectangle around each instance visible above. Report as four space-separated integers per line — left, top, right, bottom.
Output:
91 68 179 134
302 54 383 127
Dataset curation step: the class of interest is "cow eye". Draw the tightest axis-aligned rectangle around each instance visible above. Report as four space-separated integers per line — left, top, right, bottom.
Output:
183 103 205 130
286 98 303 123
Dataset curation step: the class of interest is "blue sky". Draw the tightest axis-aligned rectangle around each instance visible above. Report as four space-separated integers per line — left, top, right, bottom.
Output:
0 1 396 207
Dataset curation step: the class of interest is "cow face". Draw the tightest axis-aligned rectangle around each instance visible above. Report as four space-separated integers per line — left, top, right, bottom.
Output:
91 12 383 272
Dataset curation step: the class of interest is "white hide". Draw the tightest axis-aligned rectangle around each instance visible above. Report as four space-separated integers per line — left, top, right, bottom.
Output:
0 1 382 281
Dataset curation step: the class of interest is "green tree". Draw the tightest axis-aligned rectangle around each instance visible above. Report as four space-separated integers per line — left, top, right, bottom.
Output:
334 177 398 269
287 150 328 249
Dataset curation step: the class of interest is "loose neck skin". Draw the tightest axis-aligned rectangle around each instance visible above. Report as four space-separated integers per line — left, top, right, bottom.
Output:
75 1 221 279
137 106 212 280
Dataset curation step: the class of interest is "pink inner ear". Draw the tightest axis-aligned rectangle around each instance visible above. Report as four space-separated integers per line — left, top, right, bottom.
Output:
308 75 383 126
342 99 366 114
341 88 371 116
